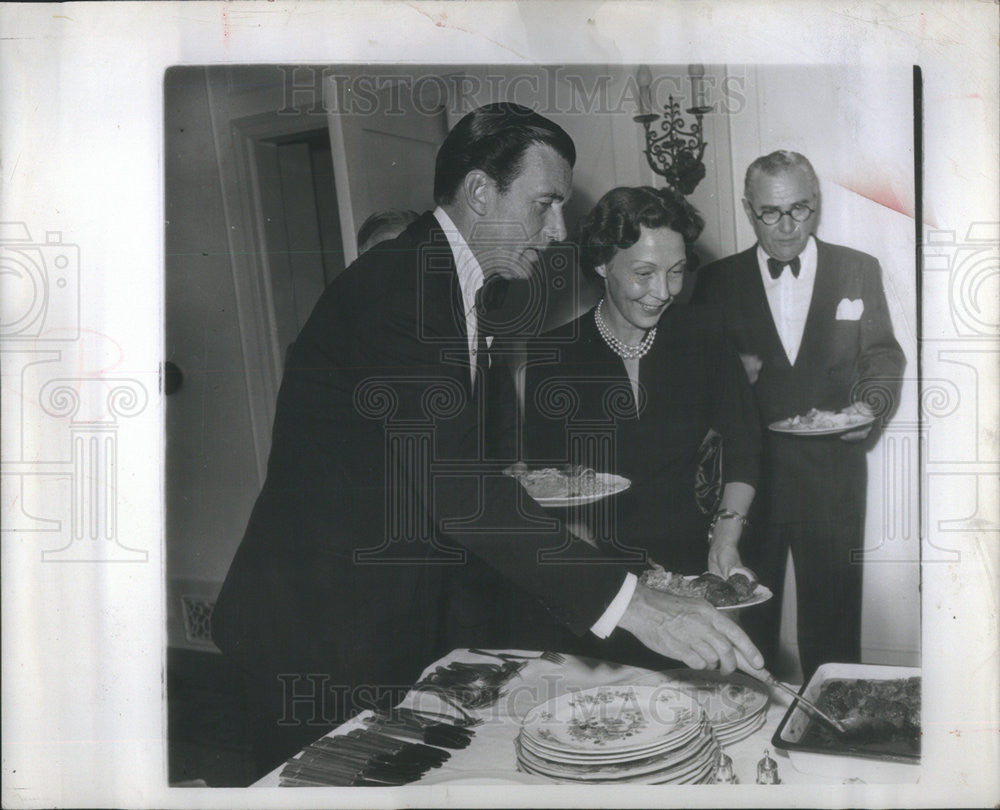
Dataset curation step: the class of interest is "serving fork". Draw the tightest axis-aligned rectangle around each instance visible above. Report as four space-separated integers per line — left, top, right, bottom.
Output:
467 648 566 665
734 652 847 734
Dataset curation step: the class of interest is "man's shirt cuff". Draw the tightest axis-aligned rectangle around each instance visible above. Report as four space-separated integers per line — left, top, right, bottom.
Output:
590 573 638 638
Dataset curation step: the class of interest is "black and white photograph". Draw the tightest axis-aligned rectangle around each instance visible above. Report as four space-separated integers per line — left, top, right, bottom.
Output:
2 3 998 808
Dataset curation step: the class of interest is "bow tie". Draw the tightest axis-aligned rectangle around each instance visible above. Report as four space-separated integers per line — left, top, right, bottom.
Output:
767 256 801 279
474 276 510 315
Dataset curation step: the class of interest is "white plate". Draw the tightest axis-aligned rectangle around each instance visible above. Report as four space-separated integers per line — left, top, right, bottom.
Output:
716 712 767 746
518 719 703 764
677 576 774 611
519 685 703 754
516 726 717 781
517 736 718 785
768 413 876 436
529 472 631 507
655 669 769 723
517 718 709 766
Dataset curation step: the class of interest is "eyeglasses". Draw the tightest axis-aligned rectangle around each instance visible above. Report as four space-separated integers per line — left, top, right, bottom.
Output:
748 203 815 226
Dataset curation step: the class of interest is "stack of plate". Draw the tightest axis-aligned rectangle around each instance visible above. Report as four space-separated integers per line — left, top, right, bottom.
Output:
514 685 720 784
653 670 769 746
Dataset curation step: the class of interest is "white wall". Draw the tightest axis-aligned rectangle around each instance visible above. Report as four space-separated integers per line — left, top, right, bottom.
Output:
726 65 920 667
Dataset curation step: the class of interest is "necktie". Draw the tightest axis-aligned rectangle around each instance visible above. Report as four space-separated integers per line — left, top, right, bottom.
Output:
473 328 490 394
474 275 509 317
767 256 801 279
472 279 503 393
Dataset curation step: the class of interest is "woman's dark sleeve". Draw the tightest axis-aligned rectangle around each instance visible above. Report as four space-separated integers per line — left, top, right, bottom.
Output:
701 307 761 489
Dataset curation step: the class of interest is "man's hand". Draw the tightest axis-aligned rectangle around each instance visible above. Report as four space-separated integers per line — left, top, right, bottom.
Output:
839 401 874 442
617 583 764 675
739 354 763 385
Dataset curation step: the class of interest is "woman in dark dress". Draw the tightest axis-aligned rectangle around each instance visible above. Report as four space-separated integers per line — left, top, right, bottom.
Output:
522 186 761 590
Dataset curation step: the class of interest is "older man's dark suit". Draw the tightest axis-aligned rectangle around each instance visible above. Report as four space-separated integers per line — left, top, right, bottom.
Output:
692 239 904 678
212 213 633 774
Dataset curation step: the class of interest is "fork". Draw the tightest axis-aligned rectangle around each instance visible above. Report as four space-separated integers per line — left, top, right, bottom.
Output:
734 651 847 734
467 648 566 665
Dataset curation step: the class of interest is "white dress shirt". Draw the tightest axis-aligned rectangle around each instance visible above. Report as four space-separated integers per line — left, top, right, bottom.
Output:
433 207 490 385
433 207 634 638
756 235 818 365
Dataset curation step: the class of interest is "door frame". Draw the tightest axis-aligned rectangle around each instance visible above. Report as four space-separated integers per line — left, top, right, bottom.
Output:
207 95 339 484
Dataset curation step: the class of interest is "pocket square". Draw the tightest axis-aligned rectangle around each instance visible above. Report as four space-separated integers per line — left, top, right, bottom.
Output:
836 298 864 320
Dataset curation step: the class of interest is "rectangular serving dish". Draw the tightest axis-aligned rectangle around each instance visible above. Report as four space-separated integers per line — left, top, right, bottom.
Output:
771 662 921 783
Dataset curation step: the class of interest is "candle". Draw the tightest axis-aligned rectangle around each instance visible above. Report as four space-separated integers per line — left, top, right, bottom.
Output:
636 64 653 115
688 64 708 110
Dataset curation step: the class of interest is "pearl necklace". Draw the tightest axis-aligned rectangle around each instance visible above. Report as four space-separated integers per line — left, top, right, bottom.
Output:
594 299 657 359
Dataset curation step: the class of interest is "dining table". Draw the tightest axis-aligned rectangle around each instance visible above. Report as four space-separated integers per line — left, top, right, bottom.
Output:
252 647 870 787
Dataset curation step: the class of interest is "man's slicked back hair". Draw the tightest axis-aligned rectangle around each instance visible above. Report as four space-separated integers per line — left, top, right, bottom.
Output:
433 102 576 205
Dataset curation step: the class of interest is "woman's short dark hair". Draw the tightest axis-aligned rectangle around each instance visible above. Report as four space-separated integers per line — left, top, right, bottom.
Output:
578 186 704 277
433 102 576 205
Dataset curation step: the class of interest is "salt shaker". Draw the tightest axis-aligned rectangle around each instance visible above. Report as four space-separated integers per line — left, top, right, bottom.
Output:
756 749 780 784
714 751 738 784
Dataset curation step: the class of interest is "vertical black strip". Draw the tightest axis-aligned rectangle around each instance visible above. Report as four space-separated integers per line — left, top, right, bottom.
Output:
912 65 924 640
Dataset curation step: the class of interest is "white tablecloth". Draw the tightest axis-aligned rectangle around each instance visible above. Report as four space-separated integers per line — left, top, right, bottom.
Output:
255 649 837 787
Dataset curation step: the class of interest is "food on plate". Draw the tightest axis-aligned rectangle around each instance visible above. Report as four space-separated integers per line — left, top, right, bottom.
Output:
773 407 869 431
802 677 921 754
640 563 760 608
507 464 606 500
726 572 757 601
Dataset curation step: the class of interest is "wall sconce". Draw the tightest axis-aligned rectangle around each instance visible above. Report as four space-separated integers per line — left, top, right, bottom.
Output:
634 64 712 196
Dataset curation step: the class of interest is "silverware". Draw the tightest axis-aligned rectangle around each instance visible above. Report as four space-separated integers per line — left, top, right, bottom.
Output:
737 665 847 734
467 648 566 665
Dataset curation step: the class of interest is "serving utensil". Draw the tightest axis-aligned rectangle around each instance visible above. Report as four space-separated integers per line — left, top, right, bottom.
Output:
736 663 847 734
467 648 566 665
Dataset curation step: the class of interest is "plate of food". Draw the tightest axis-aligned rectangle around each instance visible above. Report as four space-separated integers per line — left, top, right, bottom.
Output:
505 464 631 507
768 408 876 436
640 563 772 610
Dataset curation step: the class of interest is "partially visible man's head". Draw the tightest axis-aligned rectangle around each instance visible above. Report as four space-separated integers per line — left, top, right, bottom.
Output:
356 209 419 255
435 103 576 279
743 151 820 263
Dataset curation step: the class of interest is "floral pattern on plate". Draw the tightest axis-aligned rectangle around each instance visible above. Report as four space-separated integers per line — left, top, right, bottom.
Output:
520 686 703 754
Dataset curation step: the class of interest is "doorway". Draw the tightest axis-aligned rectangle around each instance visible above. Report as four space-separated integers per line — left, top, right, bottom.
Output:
254 128 345 366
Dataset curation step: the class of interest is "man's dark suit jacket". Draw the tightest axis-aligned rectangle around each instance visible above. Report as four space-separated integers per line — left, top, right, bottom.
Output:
212 213 634 727
691 239 905 524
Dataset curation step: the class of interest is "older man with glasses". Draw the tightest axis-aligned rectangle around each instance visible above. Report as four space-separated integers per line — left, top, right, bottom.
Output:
692 150 905 681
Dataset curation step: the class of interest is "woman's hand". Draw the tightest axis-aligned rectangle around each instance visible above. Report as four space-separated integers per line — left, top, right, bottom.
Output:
707 532 755 580
710 483 757 579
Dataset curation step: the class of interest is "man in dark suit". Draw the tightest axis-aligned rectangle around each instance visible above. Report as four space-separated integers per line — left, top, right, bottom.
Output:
212 103 763 777
692 150 905 681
